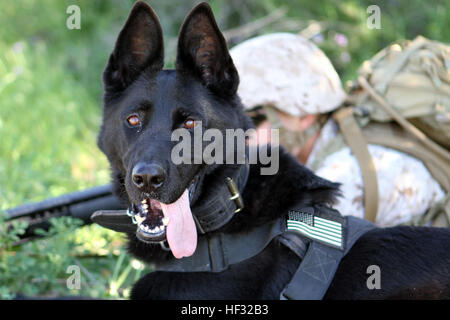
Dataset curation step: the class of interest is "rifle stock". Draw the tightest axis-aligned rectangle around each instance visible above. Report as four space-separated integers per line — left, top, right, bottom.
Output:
4 184 125 242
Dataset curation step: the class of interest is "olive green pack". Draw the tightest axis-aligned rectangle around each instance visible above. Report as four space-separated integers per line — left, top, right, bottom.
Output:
328 36 450 226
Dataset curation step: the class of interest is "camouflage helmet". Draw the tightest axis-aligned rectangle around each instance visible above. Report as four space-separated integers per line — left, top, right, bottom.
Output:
230 33 346 116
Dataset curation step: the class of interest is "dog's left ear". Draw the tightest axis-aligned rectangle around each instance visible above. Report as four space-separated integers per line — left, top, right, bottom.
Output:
176 2 239 97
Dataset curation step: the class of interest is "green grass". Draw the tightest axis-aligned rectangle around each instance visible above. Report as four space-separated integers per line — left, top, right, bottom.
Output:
1 0 449 299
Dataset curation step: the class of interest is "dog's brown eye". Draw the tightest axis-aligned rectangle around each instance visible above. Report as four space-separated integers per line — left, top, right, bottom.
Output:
184 118 196 129
127 115 141 127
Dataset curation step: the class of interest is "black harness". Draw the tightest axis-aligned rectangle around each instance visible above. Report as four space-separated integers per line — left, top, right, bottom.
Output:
91 171 375 300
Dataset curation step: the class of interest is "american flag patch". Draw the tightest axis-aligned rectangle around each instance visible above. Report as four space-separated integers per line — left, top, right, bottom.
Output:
287 209 343 249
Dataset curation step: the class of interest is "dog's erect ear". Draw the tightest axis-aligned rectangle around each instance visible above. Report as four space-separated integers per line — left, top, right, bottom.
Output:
103 1 164 91
176 2 239 96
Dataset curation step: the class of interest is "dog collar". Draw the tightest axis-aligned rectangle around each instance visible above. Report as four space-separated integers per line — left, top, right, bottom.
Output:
191 162 250 234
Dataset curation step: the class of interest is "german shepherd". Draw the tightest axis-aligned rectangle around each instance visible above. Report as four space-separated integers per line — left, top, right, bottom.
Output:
97 1 450 299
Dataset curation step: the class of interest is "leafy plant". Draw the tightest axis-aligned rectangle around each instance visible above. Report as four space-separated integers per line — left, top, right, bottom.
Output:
0 215 148 299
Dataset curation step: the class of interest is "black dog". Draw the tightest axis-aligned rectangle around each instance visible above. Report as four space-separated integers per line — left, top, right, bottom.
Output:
97 1 450 299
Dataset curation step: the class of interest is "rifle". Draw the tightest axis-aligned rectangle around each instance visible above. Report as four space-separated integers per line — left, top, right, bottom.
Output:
3 184 125 243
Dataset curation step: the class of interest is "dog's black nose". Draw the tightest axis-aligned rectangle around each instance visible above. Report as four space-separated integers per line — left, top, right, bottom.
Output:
132 162 166 190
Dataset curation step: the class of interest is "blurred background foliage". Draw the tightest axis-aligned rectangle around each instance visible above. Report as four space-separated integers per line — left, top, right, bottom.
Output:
0 0 448 298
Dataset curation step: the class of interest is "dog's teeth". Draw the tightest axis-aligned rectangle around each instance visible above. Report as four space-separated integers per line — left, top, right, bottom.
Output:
135 215 145 225
162 217 170 226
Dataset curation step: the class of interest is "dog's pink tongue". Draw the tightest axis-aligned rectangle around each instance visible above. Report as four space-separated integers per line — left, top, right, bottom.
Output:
160 189 197 259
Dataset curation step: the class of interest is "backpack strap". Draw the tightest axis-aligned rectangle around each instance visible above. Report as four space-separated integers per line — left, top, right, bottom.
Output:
361 122 450 193
333 108 379 222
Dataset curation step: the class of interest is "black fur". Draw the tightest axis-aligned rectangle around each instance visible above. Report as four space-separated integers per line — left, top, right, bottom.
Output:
98 1 450 299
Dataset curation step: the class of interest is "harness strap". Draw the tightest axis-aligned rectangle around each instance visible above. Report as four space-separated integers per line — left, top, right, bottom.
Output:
280 213 375 300
154 217 286 272
92 202 376 300
280 240 343 300
154 205 375 301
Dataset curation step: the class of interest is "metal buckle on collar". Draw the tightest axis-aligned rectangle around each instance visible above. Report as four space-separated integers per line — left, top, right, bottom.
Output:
160 240 171 251
226 177 244 213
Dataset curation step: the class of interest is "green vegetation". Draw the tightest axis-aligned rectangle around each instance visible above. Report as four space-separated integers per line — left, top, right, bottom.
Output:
1 0 448 298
